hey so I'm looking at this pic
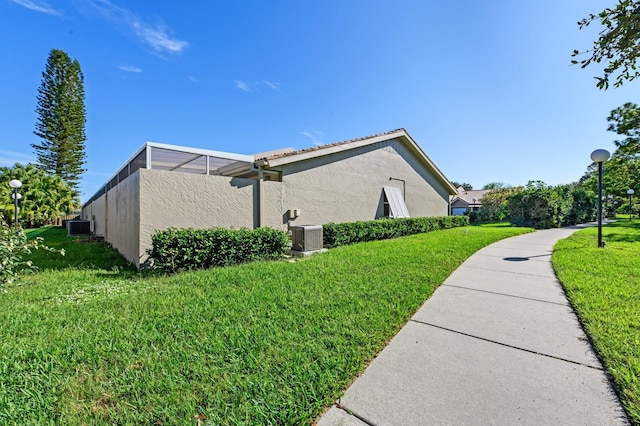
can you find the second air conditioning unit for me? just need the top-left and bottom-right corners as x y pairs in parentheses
(290, 225), (323, 252)
(67, 220), (91, 236)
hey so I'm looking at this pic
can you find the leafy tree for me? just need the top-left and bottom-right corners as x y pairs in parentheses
(0, 164), (76, 226)
(482, 182), (510, 190)
(450, 181), (473, 191)
(476, 182), (596, 227)
(557, 184), (597, 225)
(576, 103), (640, 203)
(507, 181), (579, 229)
(572, 0), (640, 89)
(477, 187), (522, 222)
(608, 102), (640, 154)
(579, 104), (640, 195)
(581, 154), (640, 195)
(32, 49), (86, 193)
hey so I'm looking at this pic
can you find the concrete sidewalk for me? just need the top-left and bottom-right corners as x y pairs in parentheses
(317, 226), (629, 425)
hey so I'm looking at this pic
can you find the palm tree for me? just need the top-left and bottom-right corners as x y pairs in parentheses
(0, 163), (78, 226)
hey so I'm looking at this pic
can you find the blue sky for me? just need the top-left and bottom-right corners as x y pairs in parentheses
(1, 0), (634, 202)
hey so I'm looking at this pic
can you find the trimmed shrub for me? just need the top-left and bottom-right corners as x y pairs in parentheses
(507, 182), (562, 229)
(562, 185), (597, 225)
(323, 216), (469, 248)
(149, 227), (290, 272)
(476, 187), (523, 222)
(505, 181), (597, 229)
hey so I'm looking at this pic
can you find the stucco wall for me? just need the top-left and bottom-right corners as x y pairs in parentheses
(262, 138), (451, 229)
(106, 171), (141, 267)
(137, 168), (256, 267)
(82, 194), (107, 237)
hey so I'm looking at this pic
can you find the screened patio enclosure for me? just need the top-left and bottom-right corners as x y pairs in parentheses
(85, 142), (255, 205)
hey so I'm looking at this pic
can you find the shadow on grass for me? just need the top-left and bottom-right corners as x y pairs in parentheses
(471, 221), (519, 228)
(604, 221), (640, 243)
(27, 226), (138, 274)
(604, 232), (640, 243)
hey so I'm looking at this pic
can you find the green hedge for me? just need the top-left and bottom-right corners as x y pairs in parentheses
(323, 216), (469, 247)
(149, 227), (290, 272)
(506, 182), (597, 229)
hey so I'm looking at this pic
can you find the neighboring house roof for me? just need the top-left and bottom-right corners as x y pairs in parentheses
(255, 128), (458, 195)
(451, 188), (491, 207)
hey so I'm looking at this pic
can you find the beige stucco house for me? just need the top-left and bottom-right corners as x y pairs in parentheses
(450, 187), (491, 216)
(82, 129), (457, 267)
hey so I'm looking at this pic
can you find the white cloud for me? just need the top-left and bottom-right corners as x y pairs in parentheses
(118, 64), (142, 73)
(9, 0), (62, 16)
(235, 80), (281, 92)
(235, 80), (250, 92)
(88, 0), (189, 55)
(300, 129), (324, 146)
(187, 75), (198, 83)
(0, 150), (36, 167)
(259, 80), (280, 91)
(130, 20), (189, 54)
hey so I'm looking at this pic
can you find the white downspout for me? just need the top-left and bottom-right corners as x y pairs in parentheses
(257, 165), (264, 228)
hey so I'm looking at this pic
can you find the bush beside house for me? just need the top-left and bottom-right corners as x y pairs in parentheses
(149, 227), (290, 272)
(323, 216), (469, 247)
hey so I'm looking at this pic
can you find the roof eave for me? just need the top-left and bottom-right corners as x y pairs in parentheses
(262, 130), (407, 167)
(260, 129), (457, 195)
(396, 131), (457, 195)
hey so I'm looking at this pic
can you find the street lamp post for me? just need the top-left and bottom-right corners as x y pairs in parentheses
(9, 179), (22, 227)
(591, 149), (610, 248)
(628, 189), (635, 222)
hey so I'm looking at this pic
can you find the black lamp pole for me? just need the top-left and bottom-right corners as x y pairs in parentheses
(597, 162), (604, 247)
(13, 188), (18, 226)
(591, 149), (610, 248)
(9, 179), (22, 227)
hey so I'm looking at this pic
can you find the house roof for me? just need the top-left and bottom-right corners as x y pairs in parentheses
(255, 128), (404, 162)
(255, 128), (457, 195)
(451, 188), (491, 206)
(83, 128), (458, 205)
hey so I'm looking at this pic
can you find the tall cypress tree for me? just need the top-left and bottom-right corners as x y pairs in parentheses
(32, 49), (86, 194)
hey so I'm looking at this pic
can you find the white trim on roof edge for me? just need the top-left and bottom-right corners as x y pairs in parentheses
(146, 141), (254, 163)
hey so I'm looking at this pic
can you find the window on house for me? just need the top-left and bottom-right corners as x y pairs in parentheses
(383, 186), (410, 218)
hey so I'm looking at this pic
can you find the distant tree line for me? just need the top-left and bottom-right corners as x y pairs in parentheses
(450, 182), (511, 191)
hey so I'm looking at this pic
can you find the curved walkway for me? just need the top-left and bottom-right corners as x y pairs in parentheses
(317, 225), (629, 425)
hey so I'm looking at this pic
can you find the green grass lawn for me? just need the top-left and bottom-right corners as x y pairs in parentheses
(552, 220), (640, 424)
(1, 225), (530, 424)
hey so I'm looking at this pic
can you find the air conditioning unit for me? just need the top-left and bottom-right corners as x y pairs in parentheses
(67, 220), (91, 236)
(290, 225), (323, 252)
